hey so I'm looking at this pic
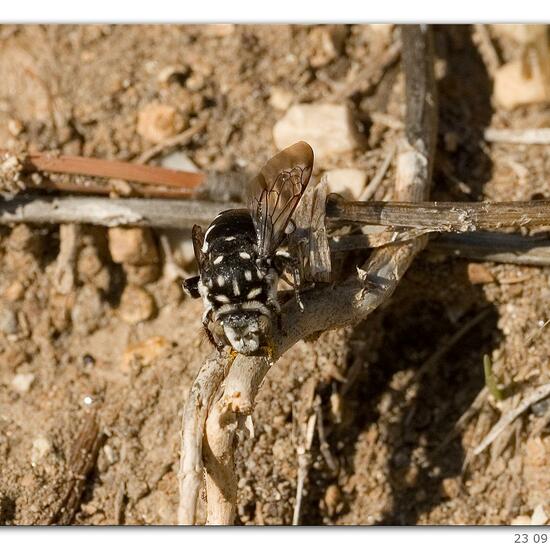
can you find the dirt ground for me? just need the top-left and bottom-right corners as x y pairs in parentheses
(1, 24), (550, 526)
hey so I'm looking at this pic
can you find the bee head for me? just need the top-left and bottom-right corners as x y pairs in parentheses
(220, 310), (271, 355)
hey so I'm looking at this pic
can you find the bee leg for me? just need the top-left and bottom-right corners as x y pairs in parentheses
(183, 275), (201, 298)
(274, 250), (304, 311)
(202, 308), (224, 351)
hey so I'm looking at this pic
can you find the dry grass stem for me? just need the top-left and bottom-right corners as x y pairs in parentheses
(473, 383), (550, 455)
(484, 127), (550, 145)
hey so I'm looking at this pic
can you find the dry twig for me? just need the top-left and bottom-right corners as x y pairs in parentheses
(473, 24), (501, 76)
(327, 196), (550, 232)
(136, 119), (207, 164)
(4, 196), (550, 268)
(484, 127), (550, 145)
(473, 383), (550, 455)
(177, 24), (438, 525)
(23, 151), (204, 190)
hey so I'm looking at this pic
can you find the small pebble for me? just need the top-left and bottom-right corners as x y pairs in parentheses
(160, 152), (200, 172)
(273, 104), (361, 160)
(137, 103), (185, 143)
(31, 436), (53, 465)
(511, 515), (532, 525)
(0, 308), (18, 335)
(494, 59), (550, 109)
(325, 168), (368, 200)
(118, 285), (156, 325)
(269, 87), (294, 111)
(467, 263), (495, 285)
(108, 227), (159, 266)
(103, 444), (117, 465)
(121, 335), (169, 371)
(77, 246), (103, 280)
(324, 484), (342, 516)
(124, 263), (160, 285)
(71, 286), (103, 335)
(11, 373), (35, 393)
(307, 25), (347, 68)
(3, 281), (25, 302)
(531, 504), (548, 525)
(202, 24), (235, 37)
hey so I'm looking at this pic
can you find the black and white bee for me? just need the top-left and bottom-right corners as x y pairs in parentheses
(184, 141), (314, 356)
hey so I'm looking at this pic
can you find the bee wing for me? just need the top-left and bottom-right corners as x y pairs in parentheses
(290, 174), (332, 283)
(191, 224), (206, 268)
(248, 141), (314, 258)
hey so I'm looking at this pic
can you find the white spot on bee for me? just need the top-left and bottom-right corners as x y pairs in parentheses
(201, 241), (209, 253)
(215, 295), (230, 303)
(244, 270), (252, 281)
(225, 236), (236, 241)
(232, 278), (240, 296)
(214, 255), (223, 265)
(239, 252), (251, 259)
(216, 275), (225, 287)
(247, 287), (262, 299)
(204, 224), (216, 240)
(275, 249), (291, 259)
(256, 268), (262, 278)
(205, 278), (213, 288)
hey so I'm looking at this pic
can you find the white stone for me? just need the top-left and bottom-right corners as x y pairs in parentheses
(531, 504), (548, 525)
(325, 168), (368, 200)
(491, 24), (546, 45)
(273, 104), (361, 160)
(160, 152), (199, 173)
(494, 60), (550, 109)
(11, 373), (35, 393)
(269, 87), (294, 111)
(31, 436), (53, 464)
(369, 24), (394, 43)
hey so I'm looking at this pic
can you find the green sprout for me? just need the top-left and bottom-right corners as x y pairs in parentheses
(483, 354), (504, 401)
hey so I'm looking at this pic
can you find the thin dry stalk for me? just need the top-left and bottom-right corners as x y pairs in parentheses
(292, 412), (317, 526)
(359, 143), (396, 201)
(136, 119), (207, 164)
(484, 127), (550, 145)
(178, 25), (438, 525)
(472, 25), (501, 76)
(473, 383), (550, 455)
(412, 309), (491, 383)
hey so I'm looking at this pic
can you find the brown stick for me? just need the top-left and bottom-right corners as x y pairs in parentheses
(24, 152), (204, 190)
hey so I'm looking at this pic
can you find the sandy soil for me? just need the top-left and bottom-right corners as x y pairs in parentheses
(1, 24), (550, 525)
